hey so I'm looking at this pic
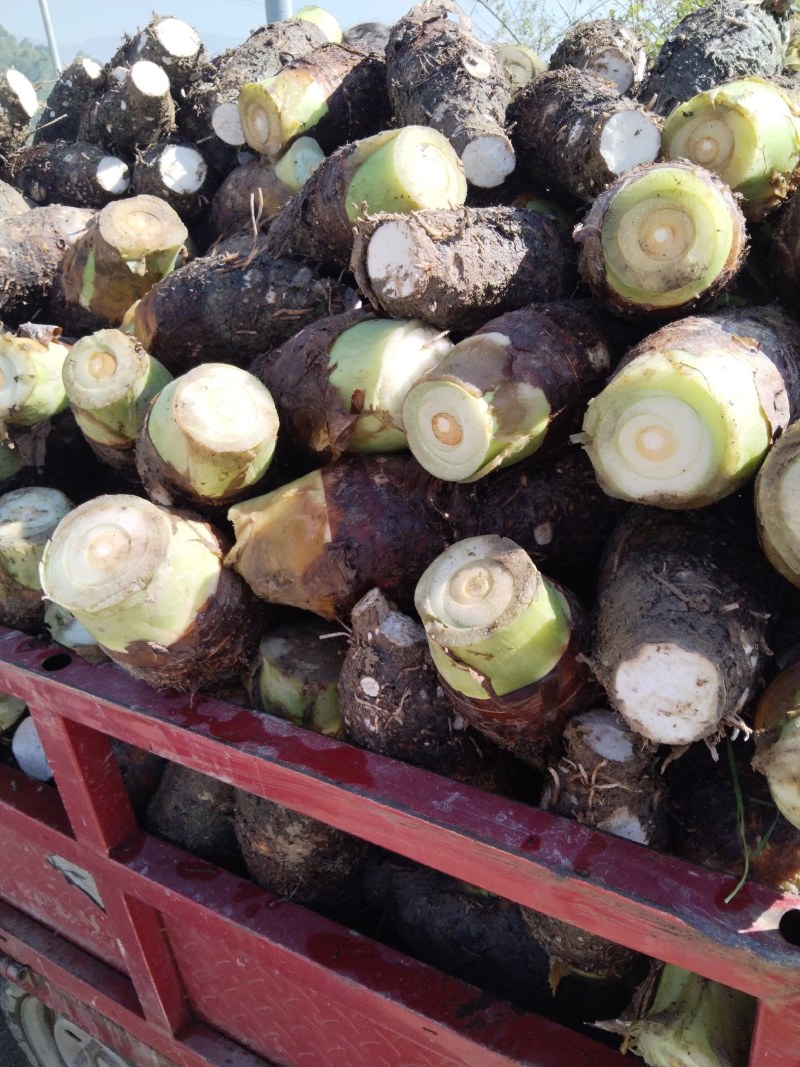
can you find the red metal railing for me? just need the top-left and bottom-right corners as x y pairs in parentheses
(0, 625), (796, 1066)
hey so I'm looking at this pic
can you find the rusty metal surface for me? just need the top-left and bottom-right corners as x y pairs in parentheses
(0, 628), (795, 1065)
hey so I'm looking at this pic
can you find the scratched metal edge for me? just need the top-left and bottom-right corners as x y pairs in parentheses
(0, 630), (798, 993)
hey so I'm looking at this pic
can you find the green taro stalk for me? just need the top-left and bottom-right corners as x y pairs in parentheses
(257, 618), (345, 736)
(0, 332), (70, 429)
(575, 162), (747, 317)
(662, 78), (800, 220)
(415, 534), (572, 700)
(136, 363), (279, 507)
(63, 328), (172, 463)
(625, 965), (756, 1067)
(39, 494), (262, 692)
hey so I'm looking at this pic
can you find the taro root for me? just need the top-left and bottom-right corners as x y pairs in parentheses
(638, 0), (785, 117)
(581, 304), (800, 509)
(755, 421), (800, 587)
(0, 69), (38, 164)
(592, 503), (778, 747)
(62, 328), (173, 475)
(386, 1), (515, 188)
(661, 78), (800, 221)
(136, 363), (279, 510)
(251, 308), (452, 462)
(509, 68), (661, 205)
(415, 535), (598, 769)
(521, 709), (666, 984)
(134, 237), (360, 375)
(239, 42), (390, 160)
(7, 142), (130, 209)
(0, 486), (73, 633)
(350, 205), (577, 333)
(226, 453), (450, 620)
(40, 494), (264, 694)
(78, 61), (176, 155)
(32, 57), (104, 144)
(264, 125), (467, 272)
(51, 195), (188, 334)
(575, 161), (747, 319)
(0, 205), (95, 327)
(147, 763), (243, 872)
(548, 18), (647, 94)
(401, 302), (613, 483)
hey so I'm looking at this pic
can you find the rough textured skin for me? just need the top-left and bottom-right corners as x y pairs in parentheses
(339, 588), (526, 791)
(105, 527), (266, 695)
(575, 161), (747, 319)
(0, 573), (45, 635)
(258, 43), (390, 157)
(207, 159), (297, 240)
(78, 69), (176, 155)
(0, 178), (29, 217)
(112, 739), (166, 822)
(32, 58), (105, 145)
(234, 790), (371, 922)
(548, 18), (647, 94)
(509, 68), (660, 205)
(521, 907), (643, 982)
(146, 763), (244, 872)
(8, 142), (129, 210)
(615, 306), (800, 441)
(0, 75), (36, 167)
(362, 856), (554, 1011)
(434, 583), (600, 770)
(386, 2), (512, 171)
(178, 20), (327, 174)
(250, 307), (376, 464)
(419, 300), (615, 468)
(350, 206), (577, 331)
(0, 205), (96, 327)
(592, 503), (779, 745)
(768, 190), (800, 311)
(263, 138), (372, 271)
(666, 737), (800, 895)
(226, 453), (453, 620)
(134, 237), (360, 374)
(638, 0), (785, 116)
(107, 16), (210, 93)
(430, 445), (629, 593)
(131, 142), (219, 222)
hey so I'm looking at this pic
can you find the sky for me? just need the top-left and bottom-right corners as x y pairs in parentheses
(3, 0), (508, 66)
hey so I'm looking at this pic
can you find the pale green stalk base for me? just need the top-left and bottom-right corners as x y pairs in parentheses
(494, 43), (545, 90)
(758, 712), (800, 829)
(755, 421), (800, 585)
(294, 5), (342, 42)
(663, 79), (800, 213)
(39, 494), (222, 652)
(0, 335), (69, 428)
(345, 126), (467, 221)
(601, 167), (736, 309)
(0, 691), (26, 733)
(415, 534), (571, 699)
(582, 348), (773, 507)
(273, 137), (325, 191)
(0, 443), (22, 483)
(328, 319), (452, 452)
(258, 629), (343, 736)
(627, 965), (756, 1067)
(239, 73), (329, 159)
(63, 328), (172, 448)
(147, 363), (279, 498)
(0, 487), (73, 590)
(402, 334), (551, 482)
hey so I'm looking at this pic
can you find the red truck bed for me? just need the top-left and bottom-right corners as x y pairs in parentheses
(0, 625), (796, 1067)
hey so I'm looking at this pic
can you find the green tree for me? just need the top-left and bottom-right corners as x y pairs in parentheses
(0, 25), (56, 97)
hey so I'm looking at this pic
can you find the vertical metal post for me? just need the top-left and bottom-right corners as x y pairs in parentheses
(37, 0), (63, 75)
(265, 0), (293, 23)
